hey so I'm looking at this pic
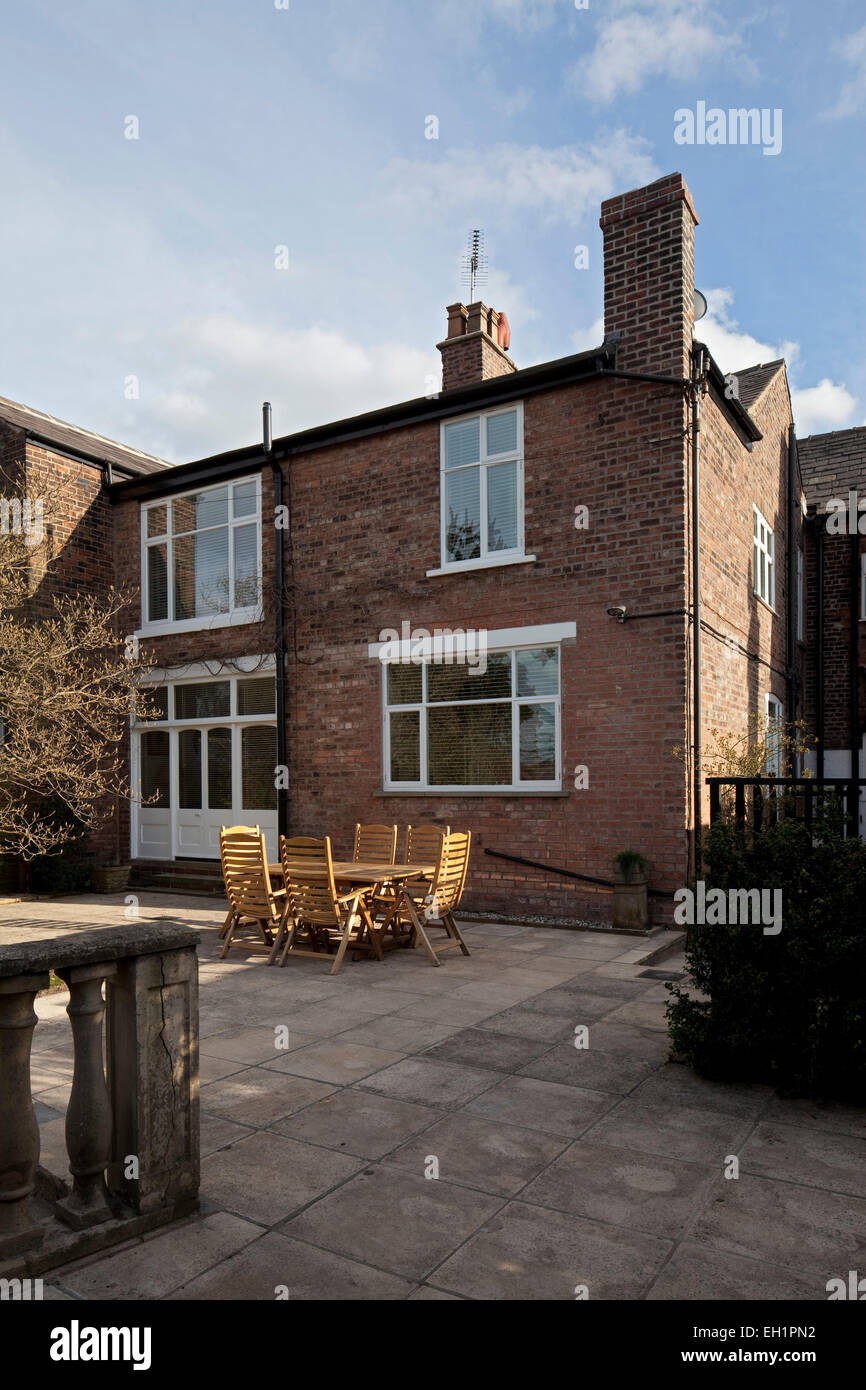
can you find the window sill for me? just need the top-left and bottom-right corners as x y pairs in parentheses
(753, 594), (776, 617)
(426, 554), (537, 578)
(375, 788), (569, 798)
(136, 608), (263, 639)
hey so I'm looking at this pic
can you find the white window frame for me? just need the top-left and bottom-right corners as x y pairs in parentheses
(753, 505), (775, 609)
(130, 661), (277, 860)
(765, 694), (784, 777)
(797, 546), (804, 641)
(377, 625), (573, 794)
(436, 403), (527, 574)
(138, 475), (263, 637)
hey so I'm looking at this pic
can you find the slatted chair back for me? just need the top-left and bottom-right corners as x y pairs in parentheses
(433, 831), (471, 914)
(353, 823), (398, 864)
(281, 835), (342, 930)
(405, 824), (449, 872)
(220, 825), (277, 918)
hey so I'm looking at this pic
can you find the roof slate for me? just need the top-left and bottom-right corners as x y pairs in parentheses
(0, 395), (171, 476)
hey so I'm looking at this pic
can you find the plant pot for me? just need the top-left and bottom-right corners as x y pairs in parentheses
(612, 875), (649, 931)
(92, 864), (131, 894)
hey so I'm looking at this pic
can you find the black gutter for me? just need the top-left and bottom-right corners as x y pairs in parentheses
(691, 345), (704, 874)
(484, 848), (674, 899)
(110, 336), (763, 504)
(108, 343), (617, 501)
(23, 429), (157, 481)
(816, 517), (825, 780)
(263, 404), (289, 843)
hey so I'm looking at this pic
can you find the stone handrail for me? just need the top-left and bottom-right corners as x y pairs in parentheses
(0, 922), (200, 1278)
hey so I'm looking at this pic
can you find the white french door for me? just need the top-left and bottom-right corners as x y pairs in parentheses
(133, 670), (278, 863)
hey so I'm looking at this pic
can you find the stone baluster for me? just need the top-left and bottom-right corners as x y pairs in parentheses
(0, 972), (49, 1256)
(54, 963), (117, 1230)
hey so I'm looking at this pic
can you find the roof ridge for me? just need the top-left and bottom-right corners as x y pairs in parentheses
(0, 393), (171, 470)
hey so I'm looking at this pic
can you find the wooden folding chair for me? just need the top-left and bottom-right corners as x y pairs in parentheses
(271, 835), (380, 974)
(417, 831), (472, 960)
(352, 823), (397, 864)
(219, 825), (286, 959)
(387, 829), (471, 965)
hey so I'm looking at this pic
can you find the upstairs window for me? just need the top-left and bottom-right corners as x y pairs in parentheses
(440, 405), (523, 569)
(753, 505), (775, 609)
(142, 477), (261, 630)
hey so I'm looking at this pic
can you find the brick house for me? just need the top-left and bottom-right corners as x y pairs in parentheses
(798, 427), (866, 830)
(5, 171), (858, 921)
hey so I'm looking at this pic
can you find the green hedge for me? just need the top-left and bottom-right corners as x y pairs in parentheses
(666, 801), (866, 1101)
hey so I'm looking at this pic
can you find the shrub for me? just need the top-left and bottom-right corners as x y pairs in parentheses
(666, 800), (866, 1101)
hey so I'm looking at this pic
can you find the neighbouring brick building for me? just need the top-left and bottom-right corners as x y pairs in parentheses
(2, 172), (861, 920)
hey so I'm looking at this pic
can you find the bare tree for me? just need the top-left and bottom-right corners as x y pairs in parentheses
(0, 465), (155, 859)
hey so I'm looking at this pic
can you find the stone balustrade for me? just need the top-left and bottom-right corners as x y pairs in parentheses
(0, 922), (200, 1279)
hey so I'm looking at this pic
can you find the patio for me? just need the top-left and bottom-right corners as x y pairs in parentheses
(8, 893), (866, 1301)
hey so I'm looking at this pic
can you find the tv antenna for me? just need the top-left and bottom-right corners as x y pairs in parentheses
(461, 229), (488, 301)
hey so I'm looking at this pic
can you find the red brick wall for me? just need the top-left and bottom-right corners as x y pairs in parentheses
(696, 369), (800, 813)
(279, 370), (691, 925)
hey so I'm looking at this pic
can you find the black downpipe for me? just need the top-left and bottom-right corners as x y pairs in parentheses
(263, 403), (289, 841)
(786, 426), (797, 723)
(816, 520), (825, 780)
(851, 532), (861, 804)
(691, 348), (704, 873)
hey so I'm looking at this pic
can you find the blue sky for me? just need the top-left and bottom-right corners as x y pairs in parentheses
(1, 0), (864, 461)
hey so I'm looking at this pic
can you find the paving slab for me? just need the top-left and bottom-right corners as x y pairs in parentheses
(175, 1230), (414, 1300)
(739, 1122), (866, 1198)
(58, 1212), (262, 1300)
(200, 1114), (255, 1158)
(520, 1139), (716, 1237)
(262, 1039), (405, 1085)
(336, 1016), (463, 1054)
(432, 1199), (670, 1300)
(281, 1166), (503, 1281)
(200, 1130), (364, 1226)
(201, 1024), (318, 1065)
(583, 1097), (755, 1166)
(645, 1242), (826, 1301)
(422, 1027), (555, 1074)
(464, 1075), (615, 1138)
(519, 1042), (662, 1095)
(475, 1005), (577, 1043)
(200, 1068), (337, 1127)
(389, 1111), (569, 1196)
(272, 1089), (439, 1159)
(691, 1172), (866, 1276)
(357, 1057), (500, 1109)
(630, 1064), (773, 1117)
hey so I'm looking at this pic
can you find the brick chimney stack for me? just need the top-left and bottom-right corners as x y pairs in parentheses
(437, 301), (517, 392)
(600, 172), (699, 380)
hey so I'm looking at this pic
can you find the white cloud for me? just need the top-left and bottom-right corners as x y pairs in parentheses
(573, 290), (860, 438)
(381, 133), (658, 225)
(572, 0), (750, 104)
(823, 24), (866, 118)
(790, 381), (860, 438)
(142, 315), (441, 458)
(571, 317), (605, 353)
(436, 0), (559, 36)
(696, 289), (798, 375)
